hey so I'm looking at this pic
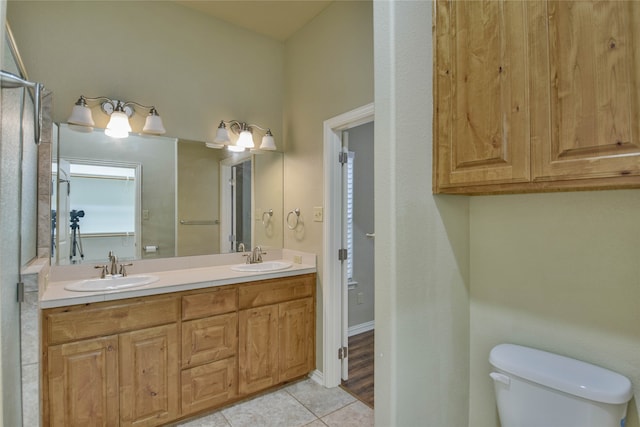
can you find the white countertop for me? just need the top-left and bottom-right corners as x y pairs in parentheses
(41, 251), (316, 309)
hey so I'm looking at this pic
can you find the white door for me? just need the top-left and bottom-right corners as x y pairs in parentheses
(322, 102), (374, 388)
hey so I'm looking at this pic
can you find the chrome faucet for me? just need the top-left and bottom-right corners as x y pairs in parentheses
(252, 245), (264, 264)
(241, 245), (266, 264)
(108, 251), (118, 275)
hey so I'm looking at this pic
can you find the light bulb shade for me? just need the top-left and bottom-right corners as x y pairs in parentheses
(105, 111), (132, 138)
(214, 127), (230, 143)
(237, 130), (254, 148)
(259, 131), (276, 150)
(143, 113), (166, 135)
(67, 104), (95, 127)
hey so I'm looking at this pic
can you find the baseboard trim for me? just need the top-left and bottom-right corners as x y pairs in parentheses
(348, 320), (375, 337)
(309, 369), (324, 385)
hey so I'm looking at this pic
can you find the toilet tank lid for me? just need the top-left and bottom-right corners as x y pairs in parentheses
(489, 344), (632, 404)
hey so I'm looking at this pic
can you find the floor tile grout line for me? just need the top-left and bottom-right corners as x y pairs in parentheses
(284, 387), (323, 421)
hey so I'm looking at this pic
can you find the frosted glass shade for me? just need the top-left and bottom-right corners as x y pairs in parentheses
(260, 133), (276, 150)
(67, 104), (95, 127)
(237, 130), (254, 148)
(214, 127), (230, 143)
(105, 111), (132, 138)
(143, 114), (166, 135)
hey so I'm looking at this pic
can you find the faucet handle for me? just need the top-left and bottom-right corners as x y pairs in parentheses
(94, 265), (108, 279)
(119, 263), (133, 277)
(242, 253), (252, 264)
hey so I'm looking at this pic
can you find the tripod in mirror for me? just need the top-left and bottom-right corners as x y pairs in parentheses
(70, 209), (85, 263)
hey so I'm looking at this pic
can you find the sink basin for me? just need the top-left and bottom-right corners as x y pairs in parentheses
(230, 261), (293, 273)
(64, 275), (159, 292)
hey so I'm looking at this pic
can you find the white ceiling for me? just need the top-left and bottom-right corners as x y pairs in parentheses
(176, 0), (334, 42)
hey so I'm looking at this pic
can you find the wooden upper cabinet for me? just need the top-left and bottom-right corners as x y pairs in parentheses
(531, 1), (640, 181)
(435, 0), (530, 191)
(435, 0), (640, 194)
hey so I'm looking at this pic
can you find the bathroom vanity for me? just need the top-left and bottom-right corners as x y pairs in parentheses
(40, 255), (316, 426)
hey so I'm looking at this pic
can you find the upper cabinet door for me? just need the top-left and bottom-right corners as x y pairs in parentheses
(434, 0), (530, 192)
(531, 1), (640, 181)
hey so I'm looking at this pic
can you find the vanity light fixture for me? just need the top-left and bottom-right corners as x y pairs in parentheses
(213, 120), (276, 152)
(67, 95), (166, 138)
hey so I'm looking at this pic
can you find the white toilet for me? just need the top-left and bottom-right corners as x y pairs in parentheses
(489, 343), (633, 427)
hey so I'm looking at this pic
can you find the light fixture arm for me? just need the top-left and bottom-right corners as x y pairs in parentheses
(219, 120), (268, 134)
(74, 96), (160, 118)
(121, 100), (161, 116)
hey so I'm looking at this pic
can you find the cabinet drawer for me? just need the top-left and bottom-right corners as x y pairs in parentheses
(181, 357), (237, 415)
(45, 296), (179, 345)
(182, 286), (237, 320)
(182, 313), (237, 368)
(239, 274), (315, 309)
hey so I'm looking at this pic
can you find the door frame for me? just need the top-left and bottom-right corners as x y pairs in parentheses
(323, 102), (374, 388)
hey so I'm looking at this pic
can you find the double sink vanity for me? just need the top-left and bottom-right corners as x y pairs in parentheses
(39, 249), (317, 426)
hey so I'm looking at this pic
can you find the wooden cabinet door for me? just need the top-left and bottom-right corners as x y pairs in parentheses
(119, 324), (179, 427)
(530, 1), (640, 181)
(47, 336), (119, 427)
(238, 305), (278, 394)
(434, 0), (530, 191)
(278, 298), (314, 382)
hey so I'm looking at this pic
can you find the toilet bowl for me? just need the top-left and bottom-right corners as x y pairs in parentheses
(489, 344), (633, 427)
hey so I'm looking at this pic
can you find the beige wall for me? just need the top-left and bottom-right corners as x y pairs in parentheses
(373, 1), (470, 425)
(7, 1), (284, 145)
(253, 152), (284, 251)
(283, 0), (374, 372)
(470, 190), (640, 427)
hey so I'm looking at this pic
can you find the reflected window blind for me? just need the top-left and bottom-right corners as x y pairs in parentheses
(347, 151), (355, 281)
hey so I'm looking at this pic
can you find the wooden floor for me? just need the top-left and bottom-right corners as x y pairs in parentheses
(341, 330), (374, 408)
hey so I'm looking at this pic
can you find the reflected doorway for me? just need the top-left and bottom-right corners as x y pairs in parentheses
(220, 154), (253, 252)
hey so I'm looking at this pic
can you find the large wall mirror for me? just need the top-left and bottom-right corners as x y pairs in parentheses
(51, 123), (283, 265)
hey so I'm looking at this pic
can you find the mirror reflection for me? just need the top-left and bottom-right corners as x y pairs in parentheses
(52, 123), (283, 265)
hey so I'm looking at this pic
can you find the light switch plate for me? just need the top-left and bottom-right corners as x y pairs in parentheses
(313, 206), (323, 222)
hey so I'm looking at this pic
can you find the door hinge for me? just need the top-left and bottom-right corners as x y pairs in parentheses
(17, 282), (24, 303)
(338, 151), (348, 165)
(338, 248), (348, 261)
(338, 346), (348, 360)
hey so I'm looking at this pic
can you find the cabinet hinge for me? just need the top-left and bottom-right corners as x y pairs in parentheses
(338, 346), (348, 360)
(338, 151), (348, 165)
(17, 282), (24, 303)
(338, 248), (348, 261)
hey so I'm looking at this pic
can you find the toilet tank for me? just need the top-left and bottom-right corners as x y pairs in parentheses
(489, 344), (633, 427)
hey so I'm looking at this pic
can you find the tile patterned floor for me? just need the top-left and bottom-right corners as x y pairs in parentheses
(174, 378), (374, 427)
